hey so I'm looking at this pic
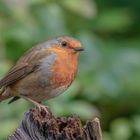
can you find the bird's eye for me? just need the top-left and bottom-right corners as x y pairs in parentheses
(61, 41), (69, 47)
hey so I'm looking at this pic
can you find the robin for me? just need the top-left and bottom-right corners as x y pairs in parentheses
(0, 36), (84, 111)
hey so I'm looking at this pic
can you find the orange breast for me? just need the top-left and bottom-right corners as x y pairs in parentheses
(49, 51), (78, 89)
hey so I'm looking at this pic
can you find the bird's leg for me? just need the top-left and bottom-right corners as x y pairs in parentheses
(22, 96), (50, 114)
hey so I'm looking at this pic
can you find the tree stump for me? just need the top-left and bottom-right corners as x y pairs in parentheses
(8, 107), (102, 140)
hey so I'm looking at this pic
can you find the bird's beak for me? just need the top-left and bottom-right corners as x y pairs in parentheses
(74, 47), (84, 52)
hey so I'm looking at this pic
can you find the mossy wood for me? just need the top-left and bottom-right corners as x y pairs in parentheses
(8, 108), (102, 140)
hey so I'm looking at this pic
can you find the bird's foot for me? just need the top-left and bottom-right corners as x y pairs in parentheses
(35, 103), (51, 116)
(22, 96), (51, 116)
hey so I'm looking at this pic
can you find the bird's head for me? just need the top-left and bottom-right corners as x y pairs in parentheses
(47, 36), (84, 55)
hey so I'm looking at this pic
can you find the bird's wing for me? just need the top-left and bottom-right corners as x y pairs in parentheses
(0, 64), (36, 88)
(0, 47), (50, 88)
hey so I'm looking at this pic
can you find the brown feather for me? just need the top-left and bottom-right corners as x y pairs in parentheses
(0, 47), (49, 88)
(0, 64), (28, 87)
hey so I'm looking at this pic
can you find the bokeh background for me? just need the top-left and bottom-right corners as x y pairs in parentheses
(0, 0), (140, 140)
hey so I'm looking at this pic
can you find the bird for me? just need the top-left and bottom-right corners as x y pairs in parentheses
(0, 36), (84, 112)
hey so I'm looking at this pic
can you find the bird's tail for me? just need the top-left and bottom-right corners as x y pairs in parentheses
(0, 87), (12, 102)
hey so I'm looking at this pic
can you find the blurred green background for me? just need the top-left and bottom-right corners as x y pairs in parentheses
(0, 0), (140, 140)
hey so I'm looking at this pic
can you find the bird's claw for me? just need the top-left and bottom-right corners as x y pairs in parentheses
(36, 104), (51, 117)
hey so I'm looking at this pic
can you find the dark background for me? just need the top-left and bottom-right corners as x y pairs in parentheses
(0, 0), (140, 140)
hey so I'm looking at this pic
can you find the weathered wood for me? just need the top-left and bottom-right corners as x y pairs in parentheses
(8, 107), (102, 140)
